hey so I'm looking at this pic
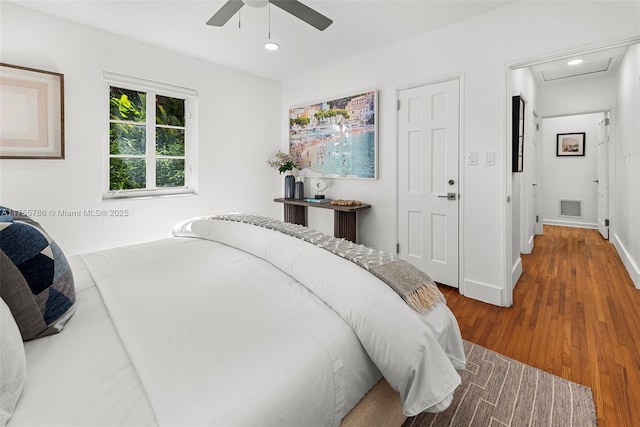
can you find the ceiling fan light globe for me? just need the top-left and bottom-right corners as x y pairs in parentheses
(244, 0), (269, 8)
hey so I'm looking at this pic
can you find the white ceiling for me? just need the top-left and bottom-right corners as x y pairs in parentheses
(10, 0), (513, 81)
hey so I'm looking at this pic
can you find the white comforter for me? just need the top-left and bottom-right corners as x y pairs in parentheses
(81, 238), (377, 427)
(11, 217), (465, 427)
(172, 218), (465, 416)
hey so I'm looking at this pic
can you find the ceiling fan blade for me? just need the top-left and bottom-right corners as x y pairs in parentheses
(206, 0), (244, 26)
(270, 0), (333, 31)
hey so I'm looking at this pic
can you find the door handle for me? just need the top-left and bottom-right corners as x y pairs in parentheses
(593, 179), (599, 183)
(438, 193), (457, 200)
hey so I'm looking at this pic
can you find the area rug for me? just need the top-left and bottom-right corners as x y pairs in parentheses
(403, 341), (596, 427)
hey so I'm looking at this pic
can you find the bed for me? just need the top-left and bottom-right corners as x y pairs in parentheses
(1, 213), (465, 427)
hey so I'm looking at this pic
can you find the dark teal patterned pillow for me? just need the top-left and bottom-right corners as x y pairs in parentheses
(0, 206), (76, 341)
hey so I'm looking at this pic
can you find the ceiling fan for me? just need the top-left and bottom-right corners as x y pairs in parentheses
(207, 0), (333, 31)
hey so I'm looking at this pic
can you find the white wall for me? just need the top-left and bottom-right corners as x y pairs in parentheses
(282, 1), (640, 306)
(614, 43), (640, 288)
(538, 75), (617, 117)
(541, 114), (601, 228)
(0, 3), (283, 255)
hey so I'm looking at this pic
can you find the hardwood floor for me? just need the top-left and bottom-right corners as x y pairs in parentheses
(440, 225), (640, 427)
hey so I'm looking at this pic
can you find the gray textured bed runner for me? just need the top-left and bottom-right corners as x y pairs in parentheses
(210, 214), (445, 313)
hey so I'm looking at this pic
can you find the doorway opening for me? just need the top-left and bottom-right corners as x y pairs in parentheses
(505, 38), (638, 306)
(538, 112), (609, 233)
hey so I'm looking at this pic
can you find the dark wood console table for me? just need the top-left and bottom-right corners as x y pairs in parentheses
(274, 198), (371, 243)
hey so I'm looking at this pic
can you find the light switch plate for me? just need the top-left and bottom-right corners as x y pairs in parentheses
(468, 152), (478, 165)
(485, 151), (495, 166)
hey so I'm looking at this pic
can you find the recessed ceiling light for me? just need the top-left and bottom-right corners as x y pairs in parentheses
(567, 59), (584, 66)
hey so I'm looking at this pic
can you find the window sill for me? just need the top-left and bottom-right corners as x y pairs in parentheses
(102, 189), (198, 201)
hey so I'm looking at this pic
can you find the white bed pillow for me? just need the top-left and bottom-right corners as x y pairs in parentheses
(0, 297), (27, 426)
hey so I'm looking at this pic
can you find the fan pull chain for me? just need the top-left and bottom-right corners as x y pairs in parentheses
(268, 3), (271, 39)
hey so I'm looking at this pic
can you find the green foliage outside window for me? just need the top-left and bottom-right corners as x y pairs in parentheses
(157, 95), (185, 126)
(110, 123), (146, 155)
(109, 87), (186, 191)
(110, 158), (146, 190)
(110, 88), (146, 122)
(156, 159), (185, 187)
(156, 128), (184, 156)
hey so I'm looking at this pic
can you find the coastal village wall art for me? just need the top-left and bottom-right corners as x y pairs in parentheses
(289, 90), (377, 179)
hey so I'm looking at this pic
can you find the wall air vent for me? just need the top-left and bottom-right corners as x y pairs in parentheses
(559, 199), (582, 218)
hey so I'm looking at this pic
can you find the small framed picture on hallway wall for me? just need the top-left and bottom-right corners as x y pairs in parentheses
(556, 132), (585, 157)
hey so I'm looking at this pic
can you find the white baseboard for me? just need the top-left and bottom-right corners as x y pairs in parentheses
(543, 219), (597, 229)
(512, 257), (523, 288)
(520, 234), (534, 254)
(612, 233), (640, 289)
(462, 279), (504, 306)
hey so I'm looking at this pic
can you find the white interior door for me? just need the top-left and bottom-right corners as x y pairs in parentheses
(597, 112), (610, 239)
(534, 118), (543, 235)
(398, 79), (460, 287)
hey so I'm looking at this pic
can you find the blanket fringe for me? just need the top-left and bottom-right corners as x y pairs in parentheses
(404, 283), (446, 313)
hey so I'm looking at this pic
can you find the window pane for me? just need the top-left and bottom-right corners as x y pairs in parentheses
(110, 87), (146, 122)
(110, 123), (146, 155)
(156, 128), (185, 156)
(156, 95), (185, 126)
(110, 158), (146, 190)
(156, 158), (185, 188)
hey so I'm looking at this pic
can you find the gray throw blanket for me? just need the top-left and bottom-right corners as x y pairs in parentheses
(209, 214), (445, 313)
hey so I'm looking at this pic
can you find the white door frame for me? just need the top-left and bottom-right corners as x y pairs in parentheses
(395, 73), (465, 294)
(519, 101), (537, 255)
(534, 115), (544, 236)
(597, 111), (611, 240)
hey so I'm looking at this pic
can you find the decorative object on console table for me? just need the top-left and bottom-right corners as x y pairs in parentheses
(313, 179), (328, 199)
(294, 177), (305, 199)
(331, 199), (363, 207)
(284, 171), (295, 199)
(267, 149), (300, 199)
(304, 198), (331, 203)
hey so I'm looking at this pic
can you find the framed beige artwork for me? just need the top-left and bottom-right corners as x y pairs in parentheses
(0, 63), (65, 159)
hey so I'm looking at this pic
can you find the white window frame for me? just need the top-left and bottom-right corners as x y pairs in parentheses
(103, 72), (198, 200)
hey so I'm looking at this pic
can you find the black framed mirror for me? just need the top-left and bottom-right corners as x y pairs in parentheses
(512, 95), (525, 173)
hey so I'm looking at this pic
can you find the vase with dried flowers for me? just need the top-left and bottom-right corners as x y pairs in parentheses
(267, 150), (300, 199)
